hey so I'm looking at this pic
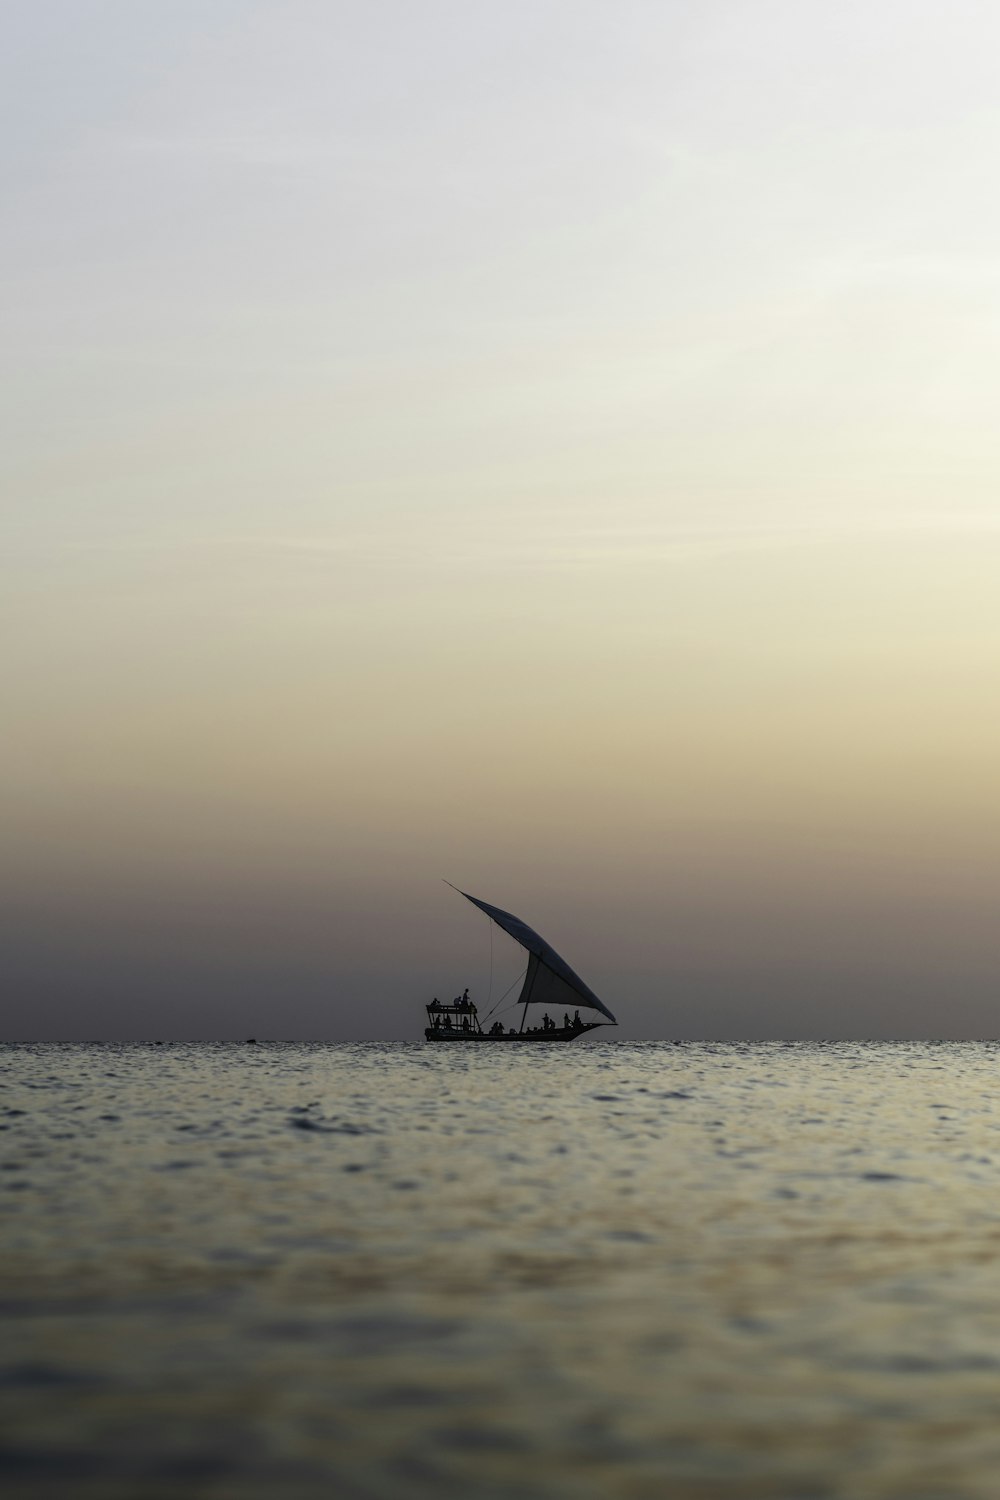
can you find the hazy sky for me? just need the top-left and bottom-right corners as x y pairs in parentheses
(5, 1), (1000, 1039)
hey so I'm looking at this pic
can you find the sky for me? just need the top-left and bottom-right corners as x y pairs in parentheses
(5, 0), (1000, 1040)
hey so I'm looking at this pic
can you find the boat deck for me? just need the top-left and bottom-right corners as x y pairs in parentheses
(424, 1023), (601, 1043)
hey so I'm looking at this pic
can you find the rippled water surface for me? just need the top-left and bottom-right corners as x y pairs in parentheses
(5, 1041), (1000, 1498)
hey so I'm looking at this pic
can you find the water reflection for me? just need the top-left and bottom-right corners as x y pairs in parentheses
(3, 1041), (1000, 1497)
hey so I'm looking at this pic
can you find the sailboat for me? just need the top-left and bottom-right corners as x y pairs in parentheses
(424, 888), (617, 1043)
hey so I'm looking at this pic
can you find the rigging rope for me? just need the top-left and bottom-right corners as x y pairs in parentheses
(477, 909), (527, 1023)
(487, 916), (493, 1010)
(481, 967), (527, 1022)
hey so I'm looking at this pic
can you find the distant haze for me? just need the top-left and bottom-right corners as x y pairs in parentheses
(5, 2), (1000, 1040)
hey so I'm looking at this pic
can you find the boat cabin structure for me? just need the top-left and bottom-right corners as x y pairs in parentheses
(426, 996), (482, 1035)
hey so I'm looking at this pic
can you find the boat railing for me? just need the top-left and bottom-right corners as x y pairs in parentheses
(425, 998), (482, 1034)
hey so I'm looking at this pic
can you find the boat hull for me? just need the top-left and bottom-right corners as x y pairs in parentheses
(424, 1024), (602, 1043)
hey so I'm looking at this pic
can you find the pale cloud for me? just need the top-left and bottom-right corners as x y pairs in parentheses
(110, 129), (359, 169)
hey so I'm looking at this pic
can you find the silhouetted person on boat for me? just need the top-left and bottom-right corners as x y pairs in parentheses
(573, 1010), (581, 1030)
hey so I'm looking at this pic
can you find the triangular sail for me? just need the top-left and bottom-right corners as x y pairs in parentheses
(456, 889), (617, 1023)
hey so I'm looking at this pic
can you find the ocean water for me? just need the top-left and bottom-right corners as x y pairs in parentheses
(4, 1042), (1000, 1499)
